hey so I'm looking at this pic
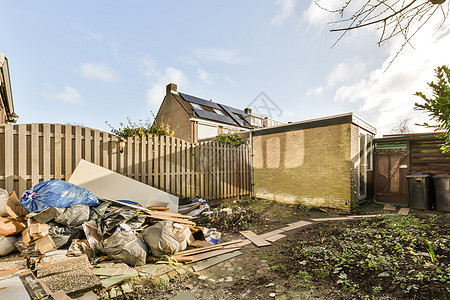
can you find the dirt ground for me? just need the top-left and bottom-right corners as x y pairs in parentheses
(124, 200), (450, 300)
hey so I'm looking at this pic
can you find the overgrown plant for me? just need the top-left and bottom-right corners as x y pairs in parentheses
(105, 117), (175, 138)
(213, 131), (246, 147)
(414, 65), (450, 153)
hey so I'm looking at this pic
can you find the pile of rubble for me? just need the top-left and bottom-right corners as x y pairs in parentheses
(0, 160), (233, 299)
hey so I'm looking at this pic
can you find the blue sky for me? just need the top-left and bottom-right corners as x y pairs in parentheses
(2, 1), (450, 135)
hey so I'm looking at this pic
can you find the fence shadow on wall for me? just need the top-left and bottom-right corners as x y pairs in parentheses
(0, 124), (251, 200)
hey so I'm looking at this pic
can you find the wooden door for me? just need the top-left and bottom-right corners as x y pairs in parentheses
(374, 143), (410, 203)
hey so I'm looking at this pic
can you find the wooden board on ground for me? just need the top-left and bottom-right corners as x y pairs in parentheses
(239, 230), (271, 247)
(310, 217), (354, 222)
(351, 214), (383, 218)
(190, 240), (211, 248)
(183, 247), (241, 263)
(192, 251), (243, 272)
(264, 234), (286, 242)
(383, 204), (397, 211)
(285, 221), (312, 230)
(176, 240), (243, 256)
(397, 208), (410, 216)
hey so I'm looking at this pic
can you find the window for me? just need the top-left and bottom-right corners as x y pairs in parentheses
(213, 108), (225, 115)
(191, 103), (203, 110)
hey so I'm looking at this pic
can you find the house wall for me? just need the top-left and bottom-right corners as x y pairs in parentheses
(154, 94), (193, 142)
(252, 123), (354, 211)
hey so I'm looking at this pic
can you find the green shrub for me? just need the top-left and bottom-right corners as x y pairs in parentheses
(213, 132), (246, 146)
(106, 117), (175, 138)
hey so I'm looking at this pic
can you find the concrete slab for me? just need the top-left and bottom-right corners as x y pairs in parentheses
(0, 276), (31, 300)
(36, 255), (91, 278)
(40, 268), (102, 297)
(68, 160), (178, 212)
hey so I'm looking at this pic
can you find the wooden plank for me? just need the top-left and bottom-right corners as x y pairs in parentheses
(176, 240), (243, 256)
(154, 135), (160, 189)
(165, 136), (170, 192)
(398, 208), (410, 216)
(18, 124), (27, 193)
(264, 234), (286, 242)
(84, 127), (91, 162)
(383, 204), (396, 211)
(54, 125), (62, 180)
(4, 125), (14, 191)
(239, 230), (271, 247)
(126, 137), (132, 178)
(102, 132), (109, 168)
(141, 135), (147, 184)
(192, 251), (243, 272)
(186, 247), (242, 263)
(149, 136), (155, 186)
(64, 125), (72, 181)
(170, 136), (176, 194)
(181, 141), (186, 197)
(110, 135), (118, 173)
(93, 130), (100, 165)
(134, 136), (139, 180)
(31, 123), (40, 186)
(43, 124), (51, 181)
(74, 126), (82, 167)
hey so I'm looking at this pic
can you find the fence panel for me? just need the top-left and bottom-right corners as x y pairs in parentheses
(0, 123), (251, 200)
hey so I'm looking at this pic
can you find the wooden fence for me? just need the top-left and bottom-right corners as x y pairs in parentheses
(0, 123), (251, 200)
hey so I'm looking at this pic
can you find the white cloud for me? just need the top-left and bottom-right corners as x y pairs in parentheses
(272, 0), (299, 26)
(303, 1), (335, 28)
(197, 68), (215, 85)
(326, 58), (366, 87)
(72, 25), (103, 41)
(194, 48), (248, 64)
(139, 57), (189, 108)
(306, 86), (324, 97)
(332, 17), (450, 136)
(81, 63), (119, 82)
(44, 86), (81, 103)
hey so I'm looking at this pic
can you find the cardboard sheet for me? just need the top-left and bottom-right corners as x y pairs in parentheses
(68, 160), (178, 212)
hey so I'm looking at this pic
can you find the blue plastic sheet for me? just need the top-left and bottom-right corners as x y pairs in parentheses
(21, 179), (99, 213)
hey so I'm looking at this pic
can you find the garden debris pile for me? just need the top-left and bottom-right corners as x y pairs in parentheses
(0, 174), (217, 298)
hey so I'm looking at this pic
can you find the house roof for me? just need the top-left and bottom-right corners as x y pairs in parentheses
(177, 92), (251, 128)
(0, 52), (17, 122)
(252, 112), (377, 137)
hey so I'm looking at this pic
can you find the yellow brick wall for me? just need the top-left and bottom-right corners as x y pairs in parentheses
(155, 94), (193, 142)
(253, 123), (354, 211)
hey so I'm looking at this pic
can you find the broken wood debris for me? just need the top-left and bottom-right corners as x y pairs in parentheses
(239, 230), (271, 247)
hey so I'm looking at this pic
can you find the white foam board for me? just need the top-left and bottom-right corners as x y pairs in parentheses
(68, 160), (178, 212)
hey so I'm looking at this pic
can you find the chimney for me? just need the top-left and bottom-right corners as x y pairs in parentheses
(166, 83), (177, 95)
(244, 108), (252, 114)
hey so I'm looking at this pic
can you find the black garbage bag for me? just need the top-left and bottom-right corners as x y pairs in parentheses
(98, 208), (145, 236)
(54, 205), (90, 227)
(98, 229), (147, 266)
(48, 222), (84, 249)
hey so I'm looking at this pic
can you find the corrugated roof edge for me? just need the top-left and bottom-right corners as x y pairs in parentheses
(252, 112), (376, 137)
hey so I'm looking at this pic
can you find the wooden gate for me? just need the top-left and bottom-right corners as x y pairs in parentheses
(374, 142), (410, 203)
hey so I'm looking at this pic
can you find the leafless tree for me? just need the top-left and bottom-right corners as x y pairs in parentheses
(317, 0), (449, 66)
(391, 116), (413, 134)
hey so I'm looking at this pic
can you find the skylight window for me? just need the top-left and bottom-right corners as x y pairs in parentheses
(191, 103), (203, 110)
(213, 108), (225, 115)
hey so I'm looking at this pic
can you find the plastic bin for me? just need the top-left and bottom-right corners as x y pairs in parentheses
(405, 173), (432, 210)
(432, 174), (450, 212)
